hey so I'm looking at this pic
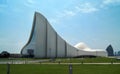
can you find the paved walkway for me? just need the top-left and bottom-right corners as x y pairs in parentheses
(0, 59), (120, 64)
(41, 63), (120, 65)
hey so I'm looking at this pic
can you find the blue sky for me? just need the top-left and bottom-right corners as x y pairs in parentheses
(0, 0), (120, 53)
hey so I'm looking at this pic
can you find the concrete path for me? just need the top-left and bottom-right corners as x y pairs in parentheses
(0, 60), (120, 64)
(41, 63), (120, 65)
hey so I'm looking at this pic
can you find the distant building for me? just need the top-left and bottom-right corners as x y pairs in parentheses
(106, 45), (114, 56)
(10, 54), (21, 58)
(21, 12), (107, 58)
(74, 42), (107, 57)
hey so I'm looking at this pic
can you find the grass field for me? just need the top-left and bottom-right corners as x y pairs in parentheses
(0, 64), (120, 74)
(0, 57), (120, 63)
(48, 57), (120, 63)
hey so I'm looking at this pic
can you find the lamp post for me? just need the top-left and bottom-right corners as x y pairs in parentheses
(69, 64), (73, 74)
(7, 64), (10, 74)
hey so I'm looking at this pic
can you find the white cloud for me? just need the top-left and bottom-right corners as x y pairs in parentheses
(103, 0), (120, 4)
(49, 0), (120, 25)
(62, 3), (98, 16)
(75, 3), (98, 13)
(101, 0), (120, 8)
(49, 18), (59, 25)
(49, 10), (75, 25)
(63, 10), (76, 16)
(49, 2), (99, 25)
(58, 2), (98, 18)
(27, 0), (36, 4)
(56, 10), (76, 18)
(24, 0), (36, 7)
(49, 10), (76, 24)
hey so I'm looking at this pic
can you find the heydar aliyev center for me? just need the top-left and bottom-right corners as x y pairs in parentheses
(21, 12), (107, 58)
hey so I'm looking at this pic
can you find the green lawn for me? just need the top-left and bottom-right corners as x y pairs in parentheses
(54, 57), (120, 63)
(0, 64), (120, 74)
(0, 57), (120, 63)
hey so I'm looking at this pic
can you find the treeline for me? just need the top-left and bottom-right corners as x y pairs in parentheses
(0, 51), (10, 58)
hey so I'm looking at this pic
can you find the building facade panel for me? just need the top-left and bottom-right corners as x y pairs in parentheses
(35, 13), (47, 58)
(47, 22), (56, 58)
(67, 44), (76, 57)
(57, 35), (65, 57)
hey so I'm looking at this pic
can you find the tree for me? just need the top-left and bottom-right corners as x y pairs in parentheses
(118, 51), (120, 56)
(0, 51), (10, 58)
(106, 45), (114, 56)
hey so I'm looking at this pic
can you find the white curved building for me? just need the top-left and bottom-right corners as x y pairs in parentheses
(74, 42), (107, 57)
(21, 12), (107, 58)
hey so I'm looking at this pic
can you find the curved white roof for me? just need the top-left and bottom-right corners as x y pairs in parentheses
(74, 42), (89, 49)
(74, 42), (104, 52)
